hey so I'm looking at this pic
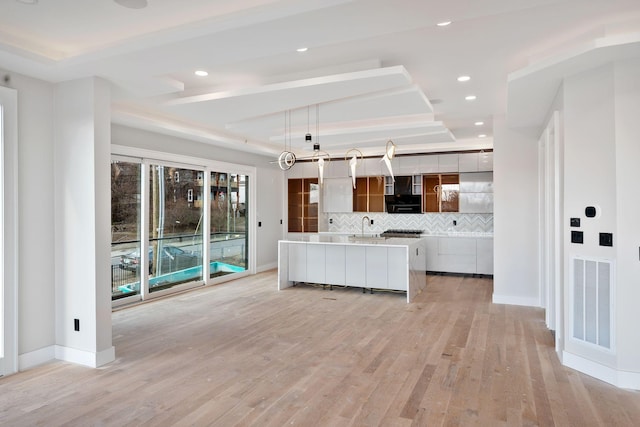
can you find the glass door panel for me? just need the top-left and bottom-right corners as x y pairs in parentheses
(111, 160), (141, 300)
(149, 165), (203, 292)
(210, 172), (248, 278)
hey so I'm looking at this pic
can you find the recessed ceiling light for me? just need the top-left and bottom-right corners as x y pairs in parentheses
(437, 21), (452, 27)
(296, 47), (308, 52)
(465, 95), (477, 101)
(114, 0), (148, 9)
(474, 121), (484, 126)
(16, 0), (38, 4)
(194, 70), (208, 77)
(478, 134), (487, 138)
(457, 75), (471, 82)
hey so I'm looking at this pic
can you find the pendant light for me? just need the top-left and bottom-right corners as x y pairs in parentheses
(381, 139), (396, 182)
(345, 148), (363, 189)
(312, 104), (330, 185)
(277, 110), (296, 171)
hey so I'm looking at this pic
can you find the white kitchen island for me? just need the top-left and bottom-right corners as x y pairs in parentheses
(278, 235), (427, 303)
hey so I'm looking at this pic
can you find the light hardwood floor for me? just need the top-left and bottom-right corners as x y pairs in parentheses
(2, 271), (639, 426)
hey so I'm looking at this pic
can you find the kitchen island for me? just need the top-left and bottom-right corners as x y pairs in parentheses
(278, 234), (426, 303)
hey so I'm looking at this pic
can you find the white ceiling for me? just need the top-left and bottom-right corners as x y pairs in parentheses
(1, 0), (639, 158)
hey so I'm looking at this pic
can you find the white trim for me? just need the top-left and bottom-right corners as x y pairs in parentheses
(492, 293), (541, 307)
(18, 346), (56, 371)
(55, 345), (116, 368)
(257, 262), (277, 273)
(563, 351), (640, 390)
(0, 86), (18, 377)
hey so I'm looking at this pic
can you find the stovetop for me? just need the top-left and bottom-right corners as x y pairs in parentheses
(380, 229), (424, 237)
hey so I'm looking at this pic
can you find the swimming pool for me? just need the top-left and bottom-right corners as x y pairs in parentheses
(118, 261), (246, 294)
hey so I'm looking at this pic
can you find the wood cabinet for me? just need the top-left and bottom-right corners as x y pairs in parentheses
(288, 178), (318, 232)
(353, 176), (385, 212)
(423, 174), (459, 212)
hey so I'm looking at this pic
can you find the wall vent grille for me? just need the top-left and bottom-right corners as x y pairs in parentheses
(572, 257), (612, 349)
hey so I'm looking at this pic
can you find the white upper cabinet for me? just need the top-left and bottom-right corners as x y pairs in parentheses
(324, 159), (349, 178)
(361, 157), (386, 177)
(438, 154), (459, 172)
(322, 177), (353, 212)
(478, 152), (493, 171)
(397, 156), (421, 175)
(458, 153), (479, 172)
(420, 155), (439, 173)
(286, 161), (316, 179)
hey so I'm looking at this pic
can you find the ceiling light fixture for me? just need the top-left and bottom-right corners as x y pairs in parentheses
(277, 111), (296, 171)
(475, 121), (484, 126)
(437, 21), (452, 27)
(114, 0), (148, 9)
(194, 70), (208, 77)
(478, 134), (487, 138)
(465, 95), (477, 101)
(381, 140), (396, 182)
(345, 148), (364, 189)
(16, 0), (38, 4)
(457, 75), (471, 82)
(296, 47), (308, 52)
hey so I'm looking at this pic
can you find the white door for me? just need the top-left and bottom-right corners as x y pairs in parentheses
(0, 86), (18, 376)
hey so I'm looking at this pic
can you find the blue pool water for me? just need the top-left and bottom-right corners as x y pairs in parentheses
(118, 261), (245, 294)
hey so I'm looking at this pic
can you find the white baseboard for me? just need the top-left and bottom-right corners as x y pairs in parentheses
(54, 345), (116, 368)
(19, 345), (56, 371)
(256, 262), (277, 273)
(563, 351), (640, 390)
(492, 293), (540, 307)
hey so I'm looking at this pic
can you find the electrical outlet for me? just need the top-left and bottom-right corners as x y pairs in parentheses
(453, 220), (457, 226)
(370, 219), (374, 225)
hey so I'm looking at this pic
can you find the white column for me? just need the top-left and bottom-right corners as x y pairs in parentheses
(53, 77), (114, 367)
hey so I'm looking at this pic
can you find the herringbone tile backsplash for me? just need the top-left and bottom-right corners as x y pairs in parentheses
(323, 212), (493, 234)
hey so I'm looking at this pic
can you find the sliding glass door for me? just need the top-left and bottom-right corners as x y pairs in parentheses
(148, 164), (203, 293)
(111, 159), (141, 299)
(111, 154), (252, 304)
(209, 172), (248, 278)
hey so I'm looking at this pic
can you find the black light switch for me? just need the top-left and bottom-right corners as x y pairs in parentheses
(585, 206), (597, 218)
(570, 218), (580, 227)
(599, 232), (613, 247)
(571, 231), (584, 244)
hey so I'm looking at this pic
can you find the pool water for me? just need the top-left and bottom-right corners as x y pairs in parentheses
(118, 261), (246, 294)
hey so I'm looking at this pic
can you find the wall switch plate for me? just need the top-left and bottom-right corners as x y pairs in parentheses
(74, 318), (80, 331)
(599, 232), (613, 247)
(571, 231), (584, 244)
(570, 218), (580, 227)
(585, 206), (597, 218)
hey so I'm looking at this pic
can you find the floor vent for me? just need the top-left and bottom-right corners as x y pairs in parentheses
(572, 257), (612, 349)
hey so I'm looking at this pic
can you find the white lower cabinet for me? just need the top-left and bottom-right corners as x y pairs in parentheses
(476, 238), (494, 275)
(366, 246), (388, 288)
(424, 236), (493, 275)
(325, 244), (346, 285)
(439, 237), (476, 274)
(306, 244), (326, 283)
(288, 242), (307, 282)
(345, 245), (367, 287)
(388, 247), (408, 291)
(424, 237), (439, 271)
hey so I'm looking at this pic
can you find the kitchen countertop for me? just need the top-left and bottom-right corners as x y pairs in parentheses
(282, 234), (423, 246)
(314, 231), (494, 239)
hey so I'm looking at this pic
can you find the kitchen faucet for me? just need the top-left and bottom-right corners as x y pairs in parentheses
(362, 215), (370, 236)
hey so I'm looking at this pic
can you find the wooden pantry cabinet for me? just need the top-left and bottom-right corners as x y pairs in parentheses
(288, 178), (319, 232)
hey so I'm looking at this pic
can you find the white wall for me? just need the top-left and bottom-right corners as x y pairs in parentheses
(0, 69), (56, 362)
(111, 125), (284, 271)
(612, 58), (640, 375)
(493, 116), (540, 306)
